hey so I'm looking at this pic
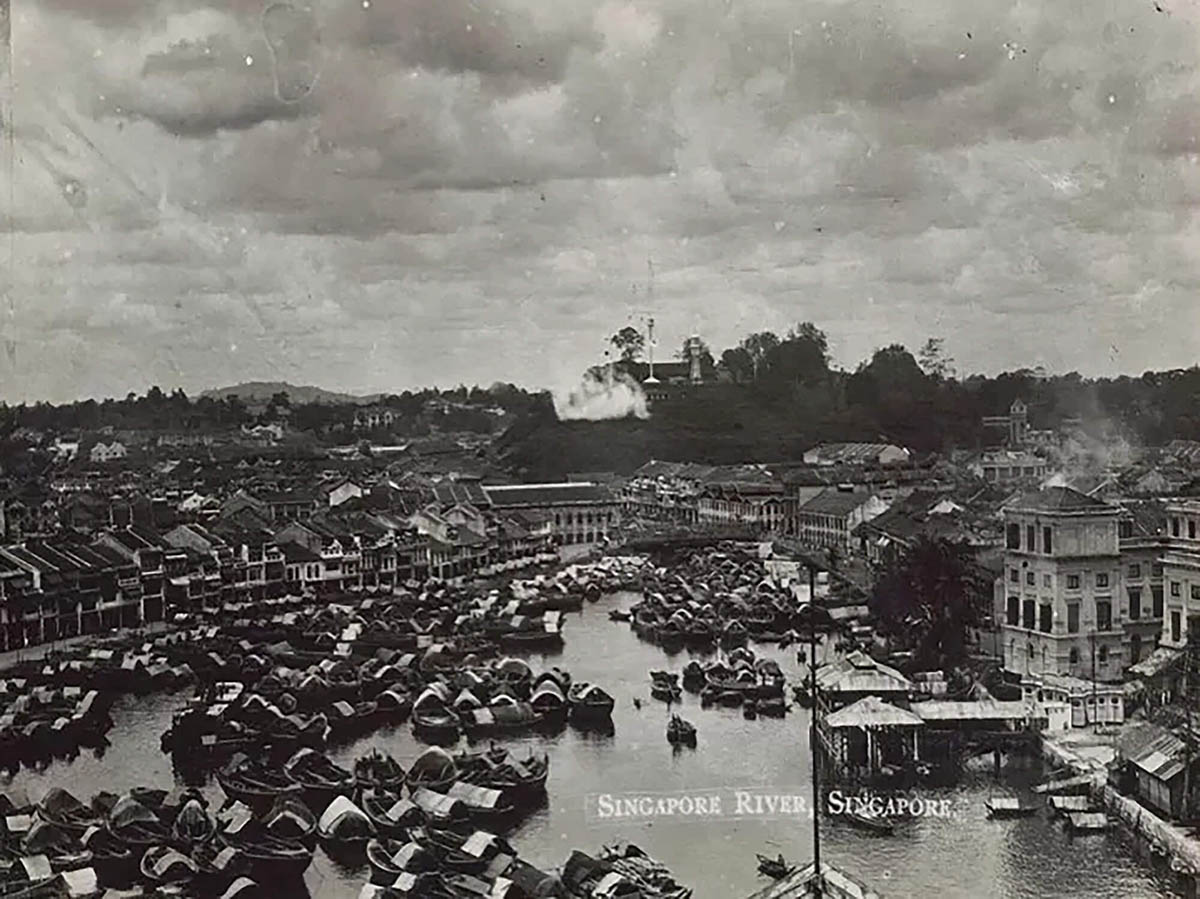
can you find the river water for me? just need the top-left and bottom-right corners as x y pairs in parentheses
(2, 591), (1184, 899)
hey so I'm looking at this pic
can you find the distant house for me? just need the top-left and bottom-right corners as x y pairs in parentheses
(89, 441), (127, 463)
(52, 439), (80, 462)
(969, 450), (1048, 485)
(353, 406), (396, 431)
(239, 424), (283, 443)
(795, 488), (889, 553)
(802, 443), (911, 467)
(325, 479), (365, 508)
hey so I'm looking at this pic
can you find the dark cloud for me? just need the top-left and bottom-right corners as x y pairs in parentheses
(6, 0), (1200, 402)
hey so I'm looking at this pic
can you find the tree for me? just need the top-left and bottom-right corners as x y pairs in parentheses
(609, 326), (645, 363)
(719, 347), (754, 384)
(918, 337), (955, 380)
(868, 537), (984, 671)
(741, 331), (780, 381)
(270, 391), (291, 409)
(762, 322), (830, 388)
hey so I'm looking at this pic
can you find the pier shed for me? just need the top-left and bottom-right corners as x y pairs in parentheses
(815, 651), (913, 712)
(823, 696), (923, 779)
(1115, 724), (1190, 819)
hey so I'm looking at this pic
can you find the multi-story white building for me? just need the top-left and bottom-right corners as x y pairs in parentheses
(997, 487), (1125, 682)
(795, 489), (889, 554)
(1160, 500), (1200, 649)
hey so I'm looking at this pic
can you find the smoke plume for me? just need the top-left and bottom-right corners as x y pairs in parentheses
(552, 368), (650, 421)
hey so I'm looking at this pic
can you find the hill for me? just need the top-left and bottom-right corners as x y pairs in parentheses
(495, 385), (836, 479)
(201, 382), (382, 406)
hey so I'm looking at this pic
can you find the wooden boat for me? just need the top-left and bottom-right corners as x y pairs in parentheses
(315, 795), (374, 848)
(567, 683), (615, 722)
(36, 789), (102, 837)
(365, 837), (438, 881)
(106, 795), (171, 847)
(375, 689), (413, 721)
(414, 827), (514, 875)
(140, 845), (199, 885)
(216, 754), (304, 814)
(407, 746), (459, 794)
(21, 821), (92, 874)
(529, 682), (567, 721)
(351, 751), (404, 797)
(410, 788), (472, 829)
(666, 715), (696, 747)
(80, 825), (136, 885)
(284, 748), (354, 811)
(1049, 795), (1094, 816)
(757, 697), (787, 718)
(261, 795), (317, 850)
(650, 683), (682, 702)
(757, 853), (795, 879)
(411, 705), (462, 744)
(681, 662), (706, 691)
(225, 834), (313, 882)
(607, 610), (631, 622)
(843, 809), (894, 835)
(446, 781), (516, 826)
(985, 796), (1040, 818)
(465, 752), (549, 805)
(361, 790), (423, 839)
(454, 745), (509, 776)
(380, 871), (457, 898)
(170, 796), (215, 847)
(192, 841), (251, 884)
(1065, 811), (1109, 833)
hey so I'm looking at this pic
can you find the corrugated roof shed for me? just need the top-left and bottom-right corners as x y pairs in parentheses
(825, 696), (923, 729)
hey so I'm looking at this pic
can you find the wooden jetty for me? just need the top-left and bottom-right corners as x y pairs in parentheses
(1032, 773), (1094, 795)
(1049, 795), (1094, 816)
(1065, 811), (1109, 833)
(985, 796), (1039, 818)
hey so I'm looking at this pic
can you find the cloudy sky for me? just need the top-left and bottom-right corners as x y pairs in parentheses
(3, 0), (1200, 402)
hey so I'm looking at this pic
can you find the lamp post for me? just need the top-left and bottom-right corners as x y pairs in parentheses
(801, 565), (836, 897)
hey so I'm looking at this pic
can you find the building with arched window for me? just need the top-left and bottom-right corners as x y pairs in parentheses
(483, 483), (619, 546)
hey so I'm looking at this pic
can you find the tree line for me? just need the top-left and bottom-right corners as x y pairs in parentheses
(605, 322), (1200, 452)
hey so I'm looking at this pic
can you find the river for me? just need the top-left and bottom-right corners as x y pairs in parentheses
(2, 590), (1184, 898)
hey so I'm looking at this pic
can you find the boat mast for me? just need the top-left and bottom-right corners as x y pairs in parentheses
(808, 563), (822, 897)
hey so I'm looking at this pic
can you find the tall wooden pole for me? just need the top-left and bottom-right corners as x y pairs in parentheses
(809, 563), (822, 896)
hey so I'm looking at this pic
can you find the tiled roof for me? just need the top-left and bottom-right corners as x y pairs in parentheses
(799, 489), (877, 517)
(432, 481), (491, 507)
(1006, 486), (1115, 513)
(279, 541), (320, 563)
(484, 483), (614, 507)
(805, 442), (909, 463)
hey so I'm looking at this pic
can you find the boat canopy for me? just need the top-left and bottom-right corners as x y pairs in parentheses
(317, 796), (371, 837)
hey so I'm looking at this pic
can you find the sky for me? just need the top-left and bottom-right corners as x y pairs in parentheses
(3, 0), (1200, 403)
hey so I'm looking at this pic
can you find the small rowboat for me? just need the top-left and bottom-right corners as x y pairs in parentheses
(843, 809), (895, 835)
(757, 853), (795, 879)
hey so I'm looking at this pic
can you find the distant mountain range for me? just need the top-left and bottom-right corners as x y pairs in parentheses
(201, 382), (383, 405)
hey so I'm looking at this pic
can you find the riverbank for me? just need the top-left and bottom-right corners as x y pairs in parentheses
(1042, 727), (1200, 893)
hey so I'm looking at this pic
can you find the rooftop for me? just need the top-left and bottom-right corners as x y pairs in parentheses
(799, 489), (879, 517)
(483, 482), (614, 507)
(825, 696), (923, 729)
(1005, 486), (1116, 514)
